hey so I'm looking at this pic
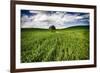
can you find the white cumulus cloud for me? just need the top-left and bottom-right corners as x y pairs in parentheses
(21, 10), (89, 29)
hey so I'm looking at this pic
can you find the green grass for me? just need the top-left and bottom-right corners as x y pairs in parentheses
(21, 26), (89, 63)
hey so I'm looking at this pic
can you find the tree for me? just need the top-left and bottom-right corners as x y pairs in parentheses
(49, 25), (56, 30)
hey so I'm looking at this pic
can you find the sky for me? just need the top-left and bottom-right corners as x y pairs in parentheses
(21, 10), (90, 29)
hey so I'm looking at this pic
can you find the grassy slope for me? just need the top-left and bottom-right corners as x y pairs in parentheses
(21, 26), (89, 63)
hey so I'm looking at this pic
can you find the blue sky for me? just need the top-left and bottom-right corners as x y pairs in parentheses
(21, 10), (89, 29)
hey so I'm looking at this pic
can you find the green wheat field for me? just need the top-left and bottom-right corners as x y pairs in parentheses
(21, 26), (89, 63)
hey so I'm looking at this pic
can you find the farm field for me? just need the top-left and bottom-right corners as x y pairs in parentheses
(21, 26), (89, 63)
